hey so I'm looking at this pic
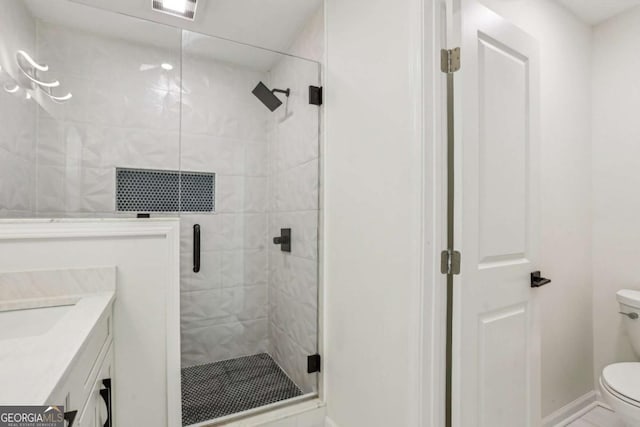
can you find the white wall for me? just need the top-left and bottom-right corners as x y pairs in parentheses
(476, 0), (594, 417)
(0, 0), (37, 217)
(592, 5), (640, 384)
(324, 0), (424, 425)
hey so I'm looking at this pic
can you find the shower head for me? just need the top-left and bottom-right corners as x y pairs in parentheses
(252, 81), (290, 112)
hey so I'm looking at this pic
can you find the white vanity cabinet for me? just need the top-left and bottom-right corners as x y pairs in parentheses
(47, 303), (114, 427)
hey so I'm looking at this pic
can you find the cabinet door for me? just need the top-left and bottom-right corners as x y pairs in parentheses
(96, 346), (114, 427)
(75, 345), (114, 427)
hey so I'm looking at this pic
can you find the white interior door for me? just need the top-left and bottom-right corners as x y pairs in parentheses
(452, 2), (541, 427)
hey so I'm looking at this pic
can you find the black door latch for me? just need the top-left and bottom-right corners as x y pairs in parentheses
(531, 271), (551, 288)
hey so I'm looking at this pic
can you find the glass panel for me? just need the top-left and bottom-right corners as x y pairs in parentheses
(179, 30), (321, 424)
(0, 0), (182, 218)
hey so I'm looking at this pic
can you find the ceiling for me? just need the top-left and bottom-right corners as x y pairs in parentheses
(555, 0), (640, 25)
(69, 0), (321, 52)
(24, 0), (322, 71)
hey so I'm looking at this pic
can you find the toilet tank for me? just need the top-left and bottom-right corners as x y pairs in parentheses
(617, 289), (640, 357)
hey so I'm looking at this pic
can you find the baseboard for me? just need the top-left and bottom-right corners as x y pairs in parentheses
(325, 417), (339, 427)
(324, 392), (600, 427)
(542, 391), (598, 427)
(595, 390), (614, 411)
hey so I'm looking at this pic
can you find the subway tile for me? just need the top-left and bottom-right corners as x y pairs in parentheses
(36, 166), (65, 212)
(81, 167), (115, 212)
(181, 250), (222, 292)
(245, 213), (268, 249)
(245, 176), (268, 213)
(244, 249), (268, 286)
(219, 213), (245, 250)
(181, 322), (243, 366)
(245, 140), (268, 177)
(181, 134), (245, 175)
(221, 250), (244, 288)
(180, 289), (233, 330)
(274, 160), (319, 212)
(217, 175), (245, 213)
(231, 286), (268, 321)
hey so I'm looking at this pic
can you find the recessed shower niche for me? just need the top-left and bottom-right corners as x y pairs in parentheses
(0, 0), (322, 424)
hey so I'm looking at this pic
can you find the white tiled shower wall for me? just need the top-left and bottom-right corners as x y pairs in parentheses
(0, 86), (36, 217)
(34, 22), (182, 215)
(179, 50), (273, 367)
(0, 0), (37, 217)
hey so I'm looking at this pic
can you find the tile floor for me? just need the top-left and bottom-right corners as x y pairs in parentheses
(181, 353), (302, 426)
(568, 405), (625, 427)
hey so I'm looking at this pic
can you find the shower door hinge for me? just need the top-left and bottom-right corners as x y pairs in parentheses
(309, 86), (323, 106)
(441, 250), (461, 275)
(307, 354), (321, 373)
(440, 48), (461, 74)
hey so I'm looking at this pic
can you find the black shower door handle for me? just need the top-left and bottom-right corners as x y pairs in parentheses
(193, 224), (200, 273)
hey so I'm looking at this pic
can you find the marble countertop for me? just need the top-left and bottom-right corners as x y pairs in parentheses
(0, 292), (114, 404)
(0, 267), (116, 404)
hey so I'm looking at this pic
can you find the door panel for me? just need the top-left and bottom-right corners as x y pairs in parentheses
(479, 304), (528, 427)
(478, 35), (529, 264)
(453, 2), (541, 427)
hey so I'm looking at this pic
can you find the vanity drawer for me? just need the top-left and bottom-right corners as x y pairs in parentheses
(48, 303), (113, 416)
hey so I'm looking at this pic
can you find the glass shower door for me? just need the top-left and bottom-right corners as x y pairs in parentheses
(178, 30), (321, 425)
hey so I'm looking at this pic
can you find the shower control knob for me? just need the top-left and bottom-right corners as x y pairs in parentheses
(273, 228), (291, 252)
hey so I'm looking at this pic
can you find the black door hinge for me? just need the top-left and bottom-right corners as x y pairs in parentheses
(309, 86), (323, 106)
(307, 354), (321, 373)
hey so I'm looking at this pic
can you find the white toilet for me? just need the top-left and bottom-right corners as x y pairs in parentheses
(600, 290), (640, 426)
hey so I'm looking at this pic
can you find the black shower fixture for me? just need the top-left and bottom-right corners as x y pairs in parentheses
(252, 81), (290, 112)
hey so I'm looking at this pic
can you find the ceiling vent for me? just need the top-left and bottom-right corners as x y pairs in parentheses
(152, 0), (197, 20)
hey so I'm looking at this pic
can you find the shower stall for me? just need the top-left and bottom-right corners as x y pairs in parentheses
(0, 0), (322, 424)
(178, 29), (321, 425)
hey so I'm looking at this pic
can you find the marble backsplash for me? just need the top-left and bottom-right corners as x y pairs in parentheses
(0, 266), (116, 304)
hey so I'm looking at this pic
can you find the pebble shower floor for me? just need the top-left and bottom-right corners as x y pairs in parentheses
(181, 353), (303, 425)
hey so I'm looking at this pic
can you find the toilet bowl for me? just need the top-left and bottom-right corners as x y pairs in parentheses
(600, 290), (640, 426)
(600, 363), (640, 426)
